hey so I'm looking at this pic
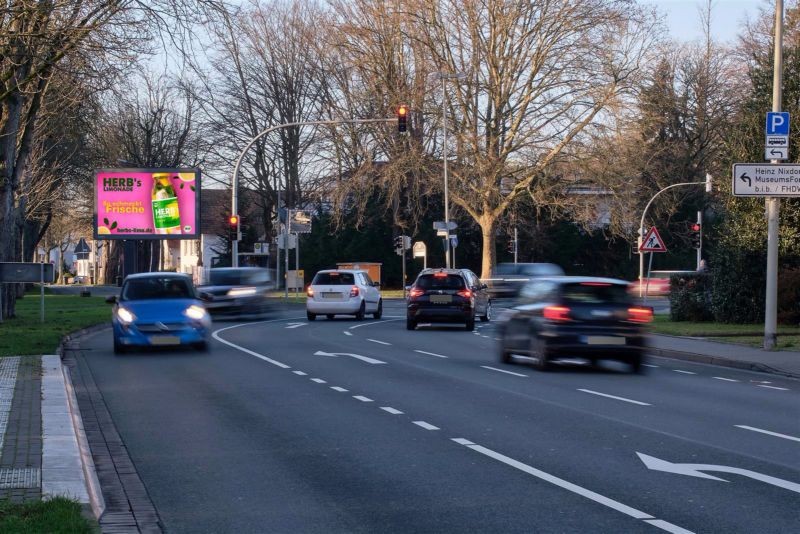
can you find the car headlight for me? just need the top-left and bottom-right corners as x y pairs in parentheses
(184, 305), (209, 321)
(116, 307), (135, 325)
(227, 287), (257, 297)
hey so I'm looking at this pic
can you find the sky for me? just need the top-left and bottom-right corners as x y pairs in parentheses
(640, 0), (765, 43)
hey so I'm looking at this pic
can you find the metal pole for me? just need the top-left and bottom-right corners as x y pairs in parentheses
(401, 245), (406, 298)
(765, 0), (783, 350)
(514, 227), (518, 264)
(643, 252), (654, 306)
(295, 231), (299, 300)
(696, 210), (702, 270)
(276, 188), (281, 291)
(442, 77), (451, 269)
(40, 261), (44, 323)
(284, 210), (290, 299)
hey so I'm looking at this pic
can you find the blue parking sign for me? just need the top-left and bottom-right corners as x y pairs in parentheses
(766, 112), (790, 135)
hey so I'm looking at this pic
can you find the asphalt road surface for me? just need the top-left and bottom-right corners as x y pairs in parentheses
(77, 300), (799, 533)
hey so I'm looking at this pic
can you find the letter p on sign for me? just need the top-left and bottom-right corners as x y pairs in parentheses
(767, 112), (790, 135)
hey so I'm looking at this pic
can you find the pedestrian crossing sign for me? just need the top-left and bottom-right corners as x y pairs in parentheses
(639, 227), (667, 253)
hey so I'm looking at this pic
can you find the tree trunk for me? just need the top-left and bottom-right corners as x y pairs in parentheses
(479, 215), (497, 280)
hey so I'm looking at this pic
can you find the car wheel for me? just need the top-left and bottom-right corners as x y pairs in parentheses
(498, 334), (512, 364)
(355, 301), (366, 321)
(113, 337), (127, 355)
(326, 314), (335, 320)
(373, 299), (383, 320)
(630, 352), (644, 374)
(530, 336), (550, 371)
(307, 311), (317, 321)
(480, 301), (492, 322)
(406, 318), (416, 330)
(465, 315), (475, 331)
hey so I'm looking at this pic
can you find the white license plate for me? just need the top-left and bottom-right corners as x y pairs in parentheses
(585, 336), (626, 345)
(429, 295), (452, 304)
(322, 292), (341, 299)
(150, 335), (181, 346)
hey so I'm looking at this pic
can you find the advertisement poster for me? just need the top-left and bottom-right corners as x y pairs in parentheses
(94, 168), (200, 239)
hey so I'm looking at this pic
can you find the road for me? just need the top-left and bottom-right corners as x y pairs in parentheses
(76, 300), (799, 533)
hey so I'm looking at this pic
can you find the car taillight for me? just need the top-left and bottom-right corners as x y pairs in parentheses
(628, 307), (653, 323)
(409, 287), (424, 298)
(456, 288), (472, 299)
(543, 305), (571, 321)
(350, 286), (359, 297)
(306, 286), (314, 297)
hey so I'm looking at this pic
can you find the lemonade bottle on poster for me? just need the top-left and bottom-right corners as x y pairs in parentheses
(151, 173), (182, 235)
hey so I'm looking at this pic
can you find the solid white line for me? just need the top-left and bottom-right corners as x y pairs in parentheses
(644, 519), (695, 534)
(736, 425), (800, 443)
(353, 395), (373, 402)
(455, 440), (654, 520)
(380, 407), (403, 415)
(642, 364), (659, 368)
(712, 376), (739, 382)
(414, 350), (448, 359)
(285, 324), (307, 329)
(331, 386), (349, 392)
(212, 323), (291, 369)
(367, 338), (391, 345)
(311, 378), (327, 384)
(349, 319), (403, 330)
(758, 384), (789, 391)
(577, 389), (651, 406)
(672, 370), (697, 375)
(412, 421), (439, 430)
(292, 371), (307, 376)
(343, 331), (353, 336)
(481, 366), (528, 377)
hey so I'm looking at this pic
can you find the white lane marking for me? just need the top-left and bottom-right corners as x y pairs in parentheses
(367, 338), (391, 345)
(451, 438), (474, 446)
(481, 366), (528, 377)
(644, 519), (695, 534)
(349, 319), (403, 330)
(311, 378), (327, 384)
(212, 323), (292, 369)
(672, 370), (697, 375)
(414, 350), (448, 359)
(353, 395), (373, 402)
(314, 350), (387, 365)
(343, 331), (353, 336)
(292, 371), (307, 376)
(642, 364), (659, 368)
(758, 384), (789, 391)
(712, 376), (739, 382)
(453, 440), (658, 522)
(577, 389), (651, 406)
(413, 421), (439, 430)
(380, 407), (403, 415)
(331, 386), (349, 392)
(286, 323), (307, 329)
(735, 425), (800, 443)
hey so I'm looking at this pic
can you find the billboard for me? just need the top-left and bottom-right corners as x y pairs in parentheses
(94, 168), (200, 239)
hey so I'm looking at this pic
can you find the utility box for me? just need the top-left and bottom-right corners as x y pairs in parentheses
(336, 262), (382, 284)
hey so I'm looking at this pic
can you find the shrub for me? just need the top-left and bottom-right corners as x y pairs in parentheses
(709, 248), (766, 323)
(778, 267), (800, 325)
(669, 273), (713, 322)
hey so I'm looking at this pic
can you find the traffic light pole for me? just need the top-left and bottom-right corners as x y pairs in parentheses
(231, 117), (398, 268)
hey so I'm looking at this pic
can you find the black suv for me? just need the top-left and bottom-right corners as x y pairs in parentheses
(406, 268), (491, 331)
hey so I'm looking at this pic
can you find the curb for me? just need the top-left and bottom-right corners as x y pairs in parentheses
(648, 347), (800, 379)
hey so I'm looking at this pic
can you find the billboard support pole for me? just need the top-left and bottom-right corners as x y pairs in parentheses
(40, 261), (44, 323)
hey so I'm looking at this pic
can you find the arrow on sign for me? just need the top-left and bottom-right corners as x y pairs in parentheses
(637, 452), (800, 495)
(740, 172), (752, 187)
(314, 350), (387, 365)
(770, 149), (785, 157)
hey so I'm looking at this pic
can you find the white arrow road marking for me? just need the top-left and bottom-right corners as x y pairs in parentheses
(637, 452), (800, 494)
(578, 389), (651, 406)
(735, 425), (800, 443)
(285, 322), (307, 329)
(314, 350), (387, 365)
(453, 439), (693, 533)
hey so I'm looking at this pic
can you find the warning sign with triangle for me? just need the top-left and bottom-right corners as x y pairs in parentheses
(639, 227), (667, 253)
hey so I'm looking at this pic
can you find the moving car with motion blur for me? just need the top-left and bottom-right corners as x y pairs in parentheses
(107, 272), (211, 354)
(306, 269), (383, 320)
(406, 268), (491, 331)
(485, 262), (564, 298)
(198, 267), (274, 319)
(496, 276), (651, 372)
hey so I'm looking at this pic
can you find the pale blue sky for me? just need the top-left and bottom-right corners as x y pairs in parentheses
(640, 0), (765, 43)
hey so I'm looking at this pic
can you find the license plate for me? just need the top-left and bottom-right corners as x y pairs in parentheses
(150, 335), (180, 346)
(585, 336), (626, 345)
(322, 292), (341, 299)
(429, 295), (452, 304)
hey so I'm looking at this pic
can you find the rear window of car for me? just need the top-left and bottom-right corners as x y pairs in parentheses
(209, 269), (269, 286)
(312, 272), (355, 285)
(416, 274), (465, 290)
(560, 283), (630, 304)
(122, 277), (194, 300)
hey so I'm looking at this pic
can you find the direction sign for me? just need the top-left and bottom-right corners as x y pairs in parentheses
(766, 112), (790, 135)
(639, 227), (667, 253)
(433, 221), (457, 231)
(0, 262), (55, 283)
(765, 147), (788, 161)
(732, 163), (800, 196)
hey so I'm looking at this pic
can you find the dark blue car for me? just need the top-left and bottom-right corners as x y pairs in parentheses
(107, 272), (211, 354)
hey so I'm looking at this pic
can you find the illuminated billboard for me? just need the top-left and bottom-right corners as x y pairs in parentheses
(94, 168), (200, 239)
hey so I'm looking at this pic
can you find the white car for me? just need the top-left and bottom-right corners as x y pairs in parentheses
(306, 269), (382, 320)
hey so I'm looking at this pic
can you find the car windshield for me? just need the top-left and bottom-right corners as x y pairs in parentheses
(209, 269), (268, 286)
(312, 272), (355, 285)
(416, 274), (465, 290)
(560, 282), (630, 304)
(122, 277), (194, 300)
(520, 264), (564, 276)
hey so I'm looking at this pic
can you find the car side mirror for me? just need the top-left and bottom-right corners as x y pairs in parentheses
(105, 295), (117, 304)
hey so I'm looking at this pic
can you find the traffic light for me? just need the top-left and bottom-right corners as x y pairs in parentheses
(229, 214), (240, 242)
(507, 240), (516, 254)
(397, 105), (408, 133)
(690, 223), (701, 249)
(394, 236), (404, 255)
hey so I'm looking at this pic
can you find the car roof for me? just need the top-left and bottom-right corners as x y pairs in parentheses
(316, 269), (366, 274)
(211, 267), (267, 272)
(418, 268), (465, 275)
(124, 272), (191, 280)
(535, 275), (629, 286)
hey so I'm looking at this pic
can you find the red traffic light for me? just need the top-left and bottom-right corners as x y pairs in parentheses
(229, 215), (239, 226)
(691, 223), (701, 232)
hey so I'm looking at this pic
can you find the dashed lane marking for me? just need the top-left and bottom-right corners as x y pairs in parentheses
(353, 395), (373, 402)
(642, 364), (659, 368)
(311, 378), (327, 384)
(367, 338), (391, 345)
(481, 366), (528, 377)
(413, 421), (440, 430)
(577, 389), (651, 406)
(712, 376), (739, 382)
(758, 385), (790, 391)
(349, 319), (403, 330)
(343, 331), (353, 336)
(735, 425), (800, 443)
(672, 370), (697, 375)
(414, 350), (448, 359)
(380, 407), (403, 415)
(293, 371), (307, 376)
(331, 386), (349, 392)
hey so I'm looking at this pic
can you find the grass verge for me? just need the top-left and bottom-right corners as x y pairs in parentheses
(0, 294), (109, 356)
(0, 497), (95, 533)
(651, 316), (800, 350)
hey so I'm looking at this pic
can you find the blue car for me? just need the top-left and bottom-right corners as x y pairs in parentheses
(107, 272), (212, 354)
